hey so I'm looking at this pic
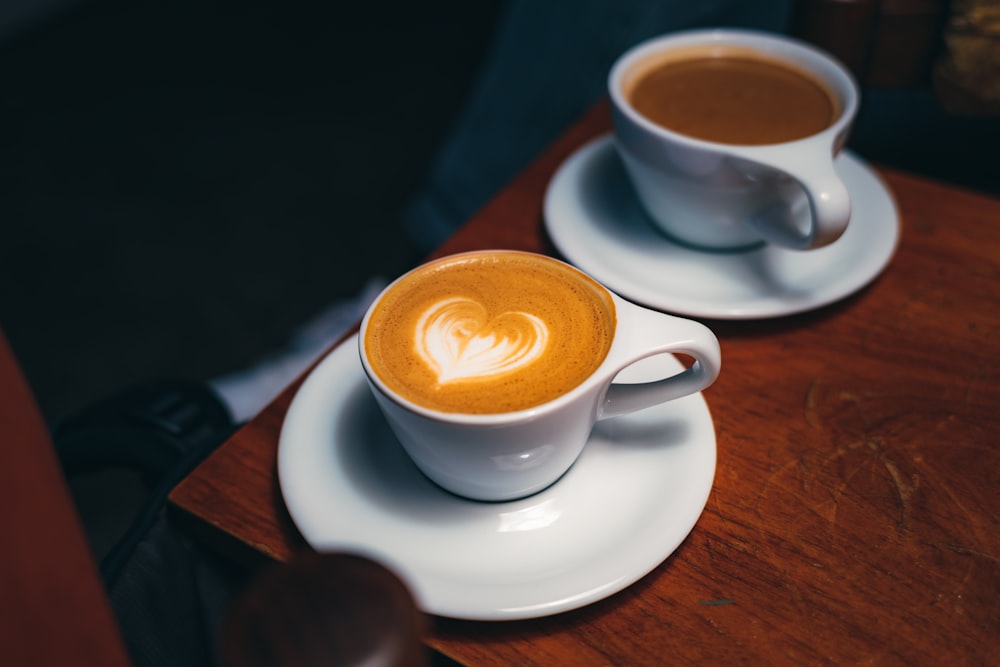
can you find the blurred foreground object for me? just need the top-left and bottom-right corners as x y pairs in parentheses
(221, 552), (427, 667)
(0, 329), (131, 666)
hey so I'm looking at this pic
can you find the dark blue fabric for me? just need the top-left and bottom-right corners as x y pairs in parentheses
(404, 0), (794, 252)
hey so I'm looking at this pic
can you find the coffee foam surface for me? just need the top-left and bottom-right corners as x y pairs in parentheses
(364, 253), (615, 414)
(621, 44), (839, 117)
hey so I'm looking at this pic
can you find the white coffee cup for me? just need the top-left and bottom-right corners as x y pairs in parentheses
(609, 29), (859, 251)
(359, 250), (721, 502)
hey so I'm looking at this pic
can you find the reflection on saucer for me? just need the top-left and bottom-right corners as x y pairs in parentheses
(278, 335), (717, 620)
(544, 135), (900, 319)
(497, 499), (562, 533)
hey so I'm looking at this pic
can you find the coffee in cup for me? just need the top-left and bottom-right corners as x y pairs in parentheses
(360, 250), (721, 501)
(626, 48), (837, 145)
(610, 29), (859, 251)
(363, 250), (615, 414)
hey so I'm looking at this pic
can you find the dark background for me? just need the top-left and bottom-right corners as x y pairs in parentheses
(0, 0), (505, 425)
(2, 0), (997, 429)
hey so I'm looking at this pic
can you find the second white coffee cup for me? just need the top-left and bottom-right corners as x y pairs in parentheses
(609, 28), (859, 251)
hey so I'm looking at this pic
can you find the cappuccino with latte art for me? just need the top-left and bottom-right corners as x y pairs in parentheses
(363, 251), (615, 414)
(359, 249), (721, 500)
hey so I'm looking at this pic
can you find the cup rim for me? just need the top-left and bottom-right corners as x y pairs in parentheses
(358, 249), (620, 426)
(608, 27), (860, 151)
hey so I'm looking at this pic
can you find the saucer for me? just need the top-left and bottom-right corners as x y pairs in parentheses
(278, 335), (717, 621)
(544, 135), (900, 319)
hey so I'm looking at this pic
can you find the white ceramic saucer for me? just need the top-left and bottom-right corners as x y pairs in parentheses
(544, 135), (900, 319)
(278, 335), (717, 621)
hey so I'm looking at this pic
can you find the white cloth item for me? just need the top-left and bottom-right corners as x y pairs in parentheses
(211, 278), (387, 423)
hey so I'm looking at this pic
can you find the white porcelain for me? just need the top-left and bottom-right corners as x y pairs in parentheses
(358, 251), (721, 502)
(610, 29), (859, 250)
(544, 136), (899, 319)
(278, 336), (717, 620)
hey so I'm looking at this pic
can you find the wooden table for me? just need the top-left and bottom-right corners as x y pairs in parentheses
(169, 102), (1000, 665)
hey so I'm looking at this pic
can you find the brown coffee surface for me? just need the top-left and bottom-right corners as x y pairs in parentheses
(364, 252), (615, 414)
(629, 55), (836, 145)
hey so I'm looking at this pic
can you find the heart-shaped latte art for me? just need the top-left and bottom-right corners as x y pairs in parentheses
(415, 297), (549, 384)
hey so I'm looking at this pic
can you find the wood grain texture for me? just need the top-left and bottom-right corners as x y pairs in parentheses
(169, 102), (1000, 666)
(0, 331), (132, 667)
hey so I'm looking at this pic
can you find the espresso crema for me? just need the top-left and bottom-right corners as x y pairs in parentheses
(364, 252), (616, 414)
(626, 47), (837, 145)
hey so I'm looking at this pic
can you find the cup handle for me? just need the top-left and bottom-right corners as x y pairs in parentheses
(598, 305), (721, 420)
(739, 144), (851, 250)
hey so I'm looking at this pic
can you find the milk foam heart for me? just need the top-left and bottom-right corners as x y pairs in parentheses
(415, 297), (548, 384)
